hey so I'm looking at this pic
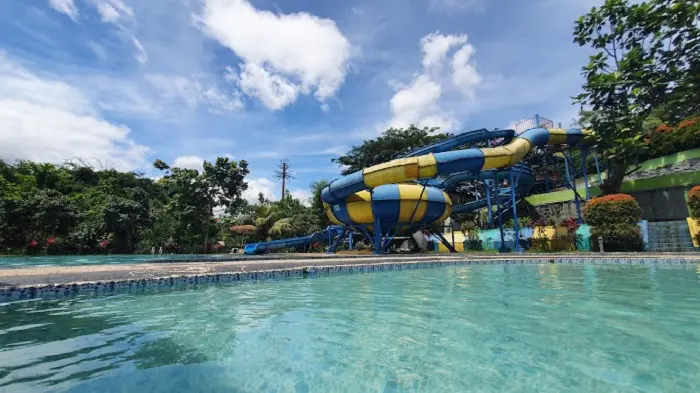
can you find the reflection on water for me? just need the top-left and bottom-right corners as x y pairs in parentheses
(1, 264), (700, 392)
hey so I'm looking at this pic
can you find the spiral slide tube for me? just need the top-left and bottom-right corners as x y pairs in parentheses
(322, 127), (592, 208)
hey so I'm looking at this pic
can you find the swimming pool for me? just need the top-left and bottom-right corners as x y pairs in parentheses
(1, 263), (699, 392)
(0, 254), (232, 268)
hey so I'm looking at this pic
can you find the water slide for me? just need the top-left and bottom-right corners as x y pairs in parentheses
(321, 127), (593, 233)
(244, 127), (592, 254)
(244, 226), (343, 255)
(244, 128), (517, 255)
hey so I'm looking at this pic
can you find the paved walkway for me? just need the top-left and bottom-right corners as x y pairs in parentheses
(1, 253), (698, 288)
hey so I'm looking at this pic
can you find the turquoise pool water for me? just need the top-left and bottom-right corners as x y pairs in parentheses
(1, 264), (699, 392)
(0, 254), (231, 268)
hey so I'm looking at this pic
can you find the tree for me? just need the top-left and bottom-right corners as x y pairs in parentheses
(154, 157), (249, 252)
(310, 179), (331, 228)
(573, 0), (700, 193)
(273, 159), (294, 200)
(243, 204), (293, 241)
(332, 125), (451, 175)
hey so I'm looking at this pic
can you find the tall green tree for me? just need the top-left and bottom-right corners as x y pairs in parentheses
(573, 0), (700, 193)
(310, 179), (331, 228)
(332, 125), (451, 175)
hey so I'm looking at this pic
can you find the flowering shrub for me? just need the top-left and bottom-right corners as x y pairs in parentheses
(687, 185), (700, 218)
(643, 115), (700, 160)
(655, 124), (673, 134)
(584, 194), (643, 251)
(584, 194), (641, 226)
(678, 117), (698, 130)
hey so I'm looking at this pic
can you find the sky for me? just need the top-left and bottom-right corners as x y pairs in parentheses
(0, 0), (603, 204)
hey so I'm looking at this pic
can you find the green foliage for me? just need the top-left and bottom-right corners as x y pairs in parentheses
(235, 191), (326, 245)
(573, 0), (700, 193)
(332, 125), (451, 175)
(584, 194), (644, 251)
(0, 157), (249, 255)
(640, 115), (700, 160)
(310, 179), (331, 228)
(461, 222), (483, 251)
(687, 186), (700, 219)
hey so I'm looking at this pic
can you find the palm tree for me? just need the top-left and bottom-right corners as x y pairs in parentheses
(233, 204), (292, 241)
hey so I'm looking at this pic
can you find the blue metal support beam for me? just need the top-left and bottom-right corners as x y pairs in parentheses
(593, 147), (603, 186)
(563, 149), (583, 223)
(327, 227), (348, 253)
(485, 179), (494, 225)
(580, 148), (590, 201)
(509, 170), (524, 253)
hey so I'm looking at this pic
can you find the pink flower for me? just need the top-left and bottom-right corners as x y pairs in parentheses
(99, 239), (109, 248)
(47, 236), (56, 245)
(29, 239), (38, 247)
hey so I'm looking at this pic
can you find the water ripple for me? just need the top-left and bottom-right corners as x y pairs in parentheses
(0, 264), (699, 392)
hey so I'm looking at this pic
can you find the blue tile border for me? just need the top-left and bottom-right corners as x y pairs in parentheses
(1, 257), (698, 302)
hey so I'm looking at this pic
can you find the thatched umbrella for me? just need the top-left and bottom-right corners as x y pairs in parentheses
(230, 225), (257, 251)
(230, 225), (257, 235)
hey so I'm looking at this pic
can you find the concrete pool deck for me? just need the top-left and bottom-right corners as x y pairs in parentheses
(1, 253), (699, 289)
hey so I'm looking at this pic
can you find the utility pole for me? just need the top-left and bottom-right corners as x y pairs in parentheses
(273, 159), (294, 200)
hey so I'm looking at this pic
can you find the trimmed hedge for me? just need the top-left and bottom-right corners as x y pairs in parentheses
(688, 185), (700, 218)
(584, 194), (644, 252)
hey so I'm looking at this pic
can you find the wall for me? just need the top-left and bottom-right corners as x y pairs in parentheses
(534, 186), (692, 222)
(630, 188), (690, 221)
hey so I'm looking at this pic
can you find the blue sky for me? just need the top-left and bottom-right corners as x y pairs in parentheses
(0, 0), (601, 202)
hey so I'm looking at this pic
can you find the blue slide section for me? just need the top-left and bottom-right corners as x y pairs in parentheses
(399, 128), (515, 158)
(402, 128), (532, 215)
(244, 226), (344, 255)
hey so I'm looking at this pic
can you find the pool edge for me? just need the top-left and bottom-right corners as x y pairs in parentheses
(2, 256), (699, 302)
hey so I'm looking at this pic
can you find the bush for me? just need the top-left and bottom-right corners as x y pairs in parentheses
(584, 194), (643, 252)
(642, 115), (700, 160)
(688, 185), (700, 219)
(461, 222), (483, 251)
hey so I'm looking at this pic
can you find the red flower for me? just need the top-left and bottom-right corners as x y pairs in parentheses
(678, 118), (698, 129)
(99, 239), (109, 248)
(29, 239), (38, 247)
(655, 124), (673, 134)
(47, 236), (56, 245)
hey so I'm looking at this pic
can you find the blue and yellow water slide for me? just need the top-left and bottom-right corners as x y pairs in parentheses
(244, 126), (592, 255)
(320, 127), (593, 252)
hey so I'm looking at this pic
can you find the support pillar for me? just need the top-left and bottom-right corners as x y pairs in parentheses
(510, 170), (524, 253)
(581, 148), (590, 201)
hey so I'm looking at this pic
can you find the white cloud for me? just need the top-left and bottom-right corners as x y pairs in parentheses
(48, 0), (79, 21)
(391, 75), (441, 125)
(429, 0), (485, 13)
(290, 189), (312, 206)
(131, 37), (148, 64)
(236, 63), (298, 110)
(390, 74), (457, 131)
(243, 177), (276, 202)
(0, 54), (149, 171)
(420, 33), (467, 71)
(146, 74), (242, 112)
(198, 0), (352, 109)
(172, 155), (204, 171)
(320, 146), (347, 156)
(451, 43), (481, 97)
(92, 0), (133, 23)
(386, 32), (482, 132)
(84, 0), (148, 64)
